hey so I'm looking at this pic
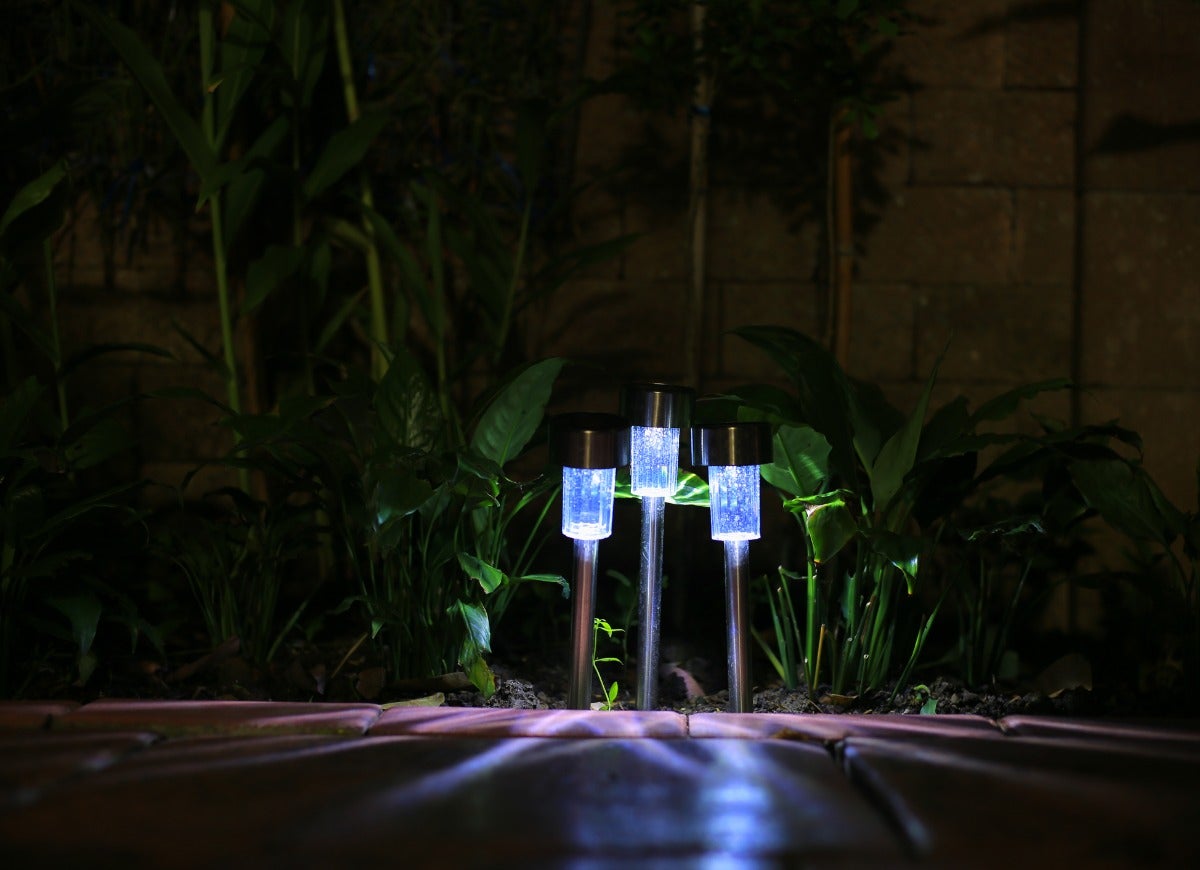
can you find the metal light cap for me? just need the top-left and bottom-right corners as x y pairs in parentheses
(691, 421), (772, 467)
(620, 382), (695, 429)
(549, 412), (631, 469)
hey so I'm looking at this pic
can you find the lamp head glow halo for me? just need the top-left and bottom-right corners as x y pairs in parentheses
(691, 421), (772, 542)
(549, 413), (630, 541)
(621, 383), (694, 498)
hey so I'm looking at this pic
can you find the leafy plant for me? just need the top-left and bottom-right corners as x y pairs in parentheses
(727, 325), (1146, 698)
(592, 617), (624, 710)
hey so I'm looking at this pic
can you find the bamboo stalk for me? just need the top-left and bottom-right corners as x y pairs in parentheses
(831, 110), (854, 370)
(684, 1), (712, 393)
(332, 0), (388, 380)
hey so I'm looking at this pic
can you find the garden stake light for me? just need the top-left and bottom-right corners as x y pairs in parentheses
(692, 421), (772, 713)
(550, 413), (631, 710)
(621, 383), (694, 710)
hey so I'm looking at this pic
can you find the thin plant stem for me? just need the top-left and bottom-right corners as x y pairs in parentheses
(43, 238), (68, 433)
(331, 0), (388, 380)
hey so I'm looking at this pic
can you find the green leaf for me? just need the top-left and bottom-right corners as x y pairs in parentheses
(302, 111), (390, 201)
(73, 2), (218, 185)
(64, 417), (130, 470)
(0, 285), (58, 365)
(0, 377), (43, 453)
(61, 342), (176, 377)
(806, 499), (858, 563)
(244, 244), (305, 315)
(519, 573), (570, 598)
(220, 116), (289, 246)
(668, 470), (710, 507)
(48, 593), (102, 656)
(450, 599), (494, 697)
(375, 347), (442, 452)
(458, 552), (507, 594)
(868, 350), (942, 512)
(732, 326), (858, 484)
(764, 424), (830, 498)
(470, 358), (564, 467)
(1069, 458), (1185, 546)
(212, 0), (273, 151)
(836, 0), (859, 20)
(372, 466), (434, 525)
(971, 378), (1070, 425)
(0, 162), (68, 240)
(863, 529), (921, 593)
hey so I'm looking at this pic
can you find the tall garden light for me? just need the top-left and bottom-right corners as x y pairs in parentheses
(621, 383), (694, 711)
(692, 421), (772, 713)
(550, 413), (630, 709)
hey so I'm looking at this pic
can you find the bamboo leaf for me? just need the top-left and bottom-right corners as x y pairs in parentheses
(73, 2), (218, 185)
(301, 111), (389, 201)
(0, 162), (68, 240)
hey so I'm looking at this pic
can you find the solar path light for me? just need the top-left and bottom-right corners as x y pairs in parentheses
(620, 383), (694, 711)
(549, 413), (630, 710)
(691, 421), (772, 713)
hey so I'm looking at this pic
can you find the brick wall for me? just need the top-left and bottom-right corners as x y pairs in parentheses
(48, 1), (1199, 517)
(551, 0), (1200, 515)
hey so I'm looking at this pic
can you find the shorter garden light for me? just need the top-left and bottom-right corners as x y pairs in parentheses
(692, 421), (772, 713)
(621, 382), (694, 710)
(550, 413), (630, 709)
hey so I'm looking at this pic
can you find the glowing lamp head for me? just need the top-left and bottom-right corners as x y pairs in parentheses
(621, 383), (695, 498)
(549, 413), (631, 540)
(691, 422), (772, 541)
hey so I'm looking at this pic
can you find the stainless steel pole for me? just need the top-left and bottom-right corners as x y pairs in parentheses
(724, 538), (752, 713)
(568, 537), (599, 709)
(636, 495), (666, 710)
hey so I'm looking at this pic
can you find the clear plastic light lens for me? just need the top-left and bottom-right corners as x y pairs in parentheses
(562, 466), (617, 540)
(630, 425), (680, 497)
(709, 464), (761, 541)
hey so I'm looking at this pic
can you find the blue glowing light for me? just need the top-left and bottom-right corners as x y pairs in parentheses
(709, 465), (761, 541)
(562, 466), (617, 540)
(630, 425), (681, 497)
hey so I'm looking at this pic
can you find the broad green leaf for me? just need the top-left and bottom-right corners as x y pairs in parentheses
(470, 358), (564, 467)
(281, 0), (330, 106)
(0, 162), (68, 240)
(375, 347), (442, 452)
(1069, 458), (1184, 546)
(48, 593), (102, 655)
(863, 529), (921, 593)
(918, 395), (971, 460)
(73, 3), (218, 185)
(302, 111), (390, 201)
(458, 552), (506, 594)
(868, 350), (942, 512)
(806, 499), (857, 563)
(764, 424), (830, 498)
(732, 325), (858, 484)
(450, 599), (495, 697)
(971, 378), (1070, 425)
(373, 467), (433, 525)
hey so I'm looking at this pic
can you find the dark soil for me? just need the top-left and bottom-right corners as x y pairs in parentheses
(20, 637), (1196, 721)
(442, 655), (1195, 720)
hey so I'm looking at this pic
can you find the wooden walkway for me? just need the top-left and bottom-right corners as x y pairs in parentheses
(1, 701), (1198, 866)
